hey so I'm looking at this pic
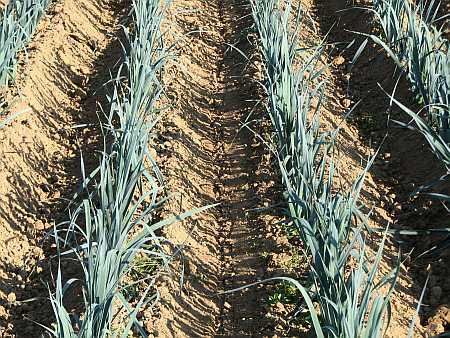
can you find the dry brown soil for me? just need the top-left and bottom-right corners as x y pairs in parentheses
(0, 0), (126, 335)
(0, 0), (448, 337)
(150, 0), (283, 336)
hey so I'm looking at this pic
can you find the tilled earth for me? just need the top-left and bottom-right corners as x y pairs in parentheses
(0, 0), (448, 336)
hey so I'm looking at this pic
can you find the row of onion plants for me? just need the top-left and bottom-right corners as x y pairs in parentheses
(249, 0), (398, 336)
(0, 0), (51, 85)
(369, 0), (449, 142)
(43, 0), (204, 336)
(369, 0), (450, 261)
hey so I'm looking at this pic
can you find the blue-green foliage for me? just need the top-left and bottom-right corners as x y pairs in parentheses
(250, 1), (398, 336)
(0, 0), (51, 85)
(372, 0), (450, 141)
(42, 1), (201, 336)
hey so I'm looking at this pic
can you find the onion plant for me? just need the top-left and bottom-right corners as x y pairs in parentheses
(370, 0), (450, 141)
(383, 93), (450, 258)
(250, 1), (398, 336)
(370, 0), (450, 261)
(42, 0), (207, 336)
(0, 0), (51, 85)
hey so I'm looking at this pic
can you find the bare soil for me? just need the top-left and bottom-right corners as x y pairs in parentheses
(150, 0), (283, 336)
(0, 0), (448, 336)
(0, 0), (127, 335)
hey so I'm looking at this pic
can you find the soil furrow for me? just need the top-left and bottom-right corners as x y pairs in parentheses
(154, 0), (276, 336)
(0, 0), (126, 335)
(215, 3), (269, 334)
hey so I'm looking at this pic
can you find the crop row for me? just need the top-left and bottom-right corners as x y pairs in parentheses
(42, 1), (193, 336)
(371, 0), (450, 260)
(371, 0), (449, 140)
(0, 0), (51, 85)
(249, 0), (399, 336)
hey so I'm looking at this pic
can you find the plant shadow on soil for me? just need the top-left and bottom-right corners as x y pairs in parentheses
(0, 0), (132, 335)
(311, 0), (450, 333)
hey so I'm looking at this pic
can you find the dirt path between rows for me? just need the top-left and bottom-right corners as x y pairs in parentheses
(0, 0), (126, 335)
(215, 3), (272, 334)
(152, 0), (283, 336)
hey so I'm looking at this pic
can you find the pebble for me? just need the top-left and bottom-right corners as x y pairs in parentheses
(275, 302), (286, 312)
(341, 98), (352, 108)
(7, 292), (16, 303)
(334, 56), (345, 66)
(445, 310), (450, 323)
(35, 220), (45, 230)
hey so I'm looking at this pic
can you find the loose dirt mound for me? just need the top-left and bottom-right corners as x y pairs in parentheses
(151, 0), (281, 336)
(0, 0), (124, 335)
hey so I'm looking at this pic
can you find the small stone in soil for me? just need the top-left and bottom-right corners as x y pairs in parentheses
(7, 293), (16, 303)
